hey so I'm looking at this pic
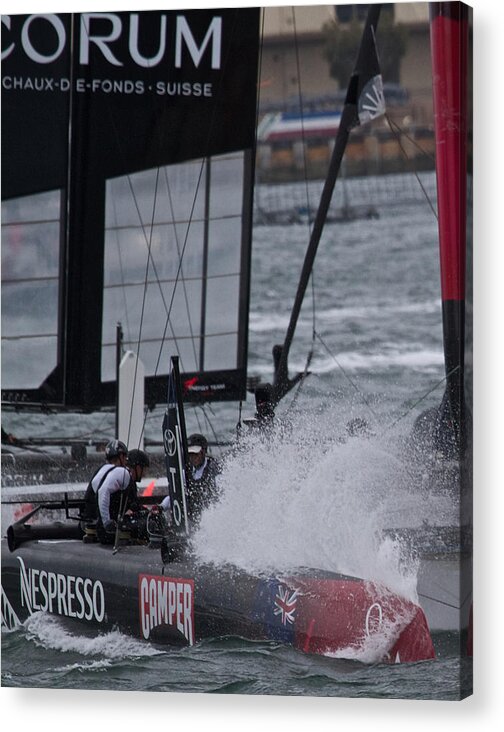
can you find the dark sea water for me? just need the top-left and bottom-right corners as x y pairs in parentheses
(1, 172), (478, 717)
(2, 618), (470, 699)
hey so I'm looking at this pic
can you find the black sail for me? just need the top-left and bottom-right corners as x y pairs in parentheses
(2, 10), (260, 410)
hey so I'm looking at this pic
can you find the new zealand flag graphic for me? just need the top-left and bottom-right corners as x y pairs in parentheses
(252, 579), (299, 643)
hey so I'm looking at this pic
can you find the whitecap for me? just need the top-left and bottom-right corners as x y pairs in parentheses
(23, 612), (162, 659)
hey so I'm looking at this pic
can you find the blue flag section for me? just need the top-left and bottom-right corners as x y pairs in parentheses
(252, 578), (298, 644)
(163, 357), (189, 536)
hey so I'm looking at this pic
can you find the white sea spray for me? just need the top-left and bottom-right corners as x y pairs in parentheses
(23, 611), (162, 659)
(192, 407), (421, 603)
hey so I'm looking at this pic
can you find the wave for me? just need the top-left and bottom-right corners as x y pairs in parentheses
(248, 347), (443, 378)
(23, 611), (162, 660)
(249, 299), (441, 334)
(311, 348), (444, 374)
(317, 300), (441, 323)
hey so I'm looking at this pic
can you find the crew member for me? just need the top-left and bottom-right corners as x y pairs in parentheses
(242, 383), (276, 431)
(95, 447), (150, 544)
(185, 433), (221, 525)
(254, 383), (275, 424)
(82, 439), (128, 530)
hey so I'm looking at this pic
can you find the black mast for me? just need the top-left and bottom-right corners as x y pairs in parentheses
(273, 4), (383, 404)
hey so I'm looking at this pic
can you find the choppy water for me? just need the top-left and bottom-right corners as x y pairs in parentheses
(2, 172), (473, 701)
(2, 612), (470, 699)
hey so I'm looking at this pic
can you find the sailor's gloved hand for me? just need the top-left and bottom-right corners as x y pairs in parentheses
(104, 519), (117, 534)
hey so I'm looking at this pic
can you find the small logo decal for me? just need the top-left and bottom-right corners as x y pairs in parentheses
(164, 428), (177, 457)
(365, 602), (383, 636)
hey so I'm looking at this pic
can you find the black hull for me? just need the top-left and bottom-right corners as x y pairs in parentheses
(1, 536), (435, 663)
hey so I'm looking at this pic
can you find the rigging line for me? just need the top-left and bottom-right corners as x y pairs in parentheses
(384, 364), (461, 433)
(110, 198), (132, 340)
(384, 113), (438, 220)
(153, 7), (248, 387)
(86, 65), (169, 442)
(314, 331), (378, 419)
(196, 404), (221, 449)
(123, 169), (190, 448)
(291, 7), (318, 337)
(282, 347), (314, 417)
(121, 170), (179, 324)
(417, 588), (472, 612)
(122, 171), (172, 316)
(387, 116), (436, 163)
(292, 8), (314, 240)
(74, 14), (143, 429)
(80, 18), (195, 434)
(127, 165), (163, 447)
(129, 173), (197, 447)
(162, 167), (199, 370)
(69, 16), (182, 434)
(151, 159), (207, 385)
(126, 163), (200, 379)
(115, 105), (211, 441)
(188, 400), (207, 439)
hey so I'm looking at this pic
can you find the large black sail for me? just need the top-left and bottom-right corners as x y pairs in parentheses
(1, 10), (260, 410)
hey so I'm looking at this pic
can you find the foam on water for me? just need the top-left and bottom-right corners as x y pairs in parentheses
(309, 348), (444, 374)
(192, 408), (421, 603)
(22, 611), (161, 659)
(246, 349), (443, 382)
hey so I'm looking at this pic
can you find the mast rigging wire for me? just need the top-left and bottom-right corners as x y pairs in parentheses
(314, 330), (378, 420)
(384, 365), (461, 433)
(384, 113), (438, 220)
(101, 10), (249, 449)
(291, 7), (319, 343)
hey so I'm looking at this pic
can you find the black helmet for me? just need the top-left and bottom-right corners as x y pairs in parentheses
(127, 448), (150, 468)
(105, 439), (128, 460)
(187, 433), (208, 452)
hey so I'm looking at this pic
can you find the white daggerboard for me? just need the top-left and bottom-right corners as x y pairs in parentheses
(118, 350), (144, 450)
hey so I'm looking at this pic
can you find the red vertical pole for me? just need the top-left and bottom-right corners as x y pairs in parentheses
(430, 2), (469, 455)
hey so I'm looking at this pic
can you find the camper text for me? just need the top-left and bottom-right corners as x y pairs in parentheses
(139, 574), (194, 644)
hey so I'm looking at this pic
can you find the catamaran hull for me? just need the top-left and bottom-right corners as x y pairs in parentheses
(1, 538), (434, 663)
(2, 490), (471, 636)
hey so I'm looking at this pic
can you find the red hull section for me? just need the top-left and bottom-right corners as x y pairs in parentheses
(282, 577), (435, 663)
